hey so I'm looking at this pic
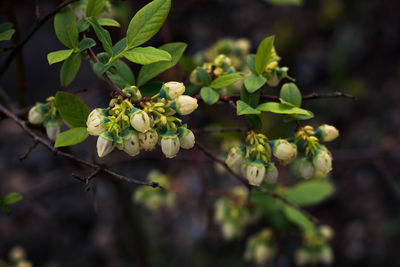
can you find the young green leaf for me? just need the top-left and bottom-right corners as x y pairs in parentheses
(255, 36), (275, 75)
(126, 0), (171, 48)
(97, 18), (121, 27)
(4, 193), (23, 205)
(283, 180), (335, 207)
(112, 38), (127, 56)
(47, 49), (73, 65)
(241, 86), (260, 108)
(244, 74), (267, 93)
(265, 0), (302, 5)
(283, 111), (314, 122)
(256, 102), (310, 115)
(137, 42), (187, 86)
(79, 38), (96, 52)
(0, 22), (13, 33)
(246, 114), (262, 129)
(283, 205), (315, 233)
(0, 202), (11, 215)
(196, 68), (212, 86)
(247, 54), (257, 74)
(60, 53), (81, 87)
(77, 20), (90, 32)
(123, 47), (171, 65)
(210, 73), (243, 89)
(140, 81), (163, 97)
(0, 26), (15, 41)
(237, 100), (261, 115)
(107, 60), (135, 87)
(86, 17), (113, 55)
(280, 82), (302, 107)
(200, 87), (219, 105)
(54, 6), (79, 49)
(55, 91), (90, 127)
(86, 0), (106, 17)
(55, 127), (89, 148)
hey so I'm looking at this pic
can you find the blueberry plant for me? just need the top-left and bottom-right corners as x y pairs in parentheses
(0, 0), (350, 265)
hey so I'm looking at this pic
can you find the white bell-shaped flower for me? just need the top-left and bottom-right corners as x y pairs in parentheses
(138, 129), (158, 151)
(118, 130), (140, 156)
(245, 160), (266, 186)
(96, 132), (115, 157)
(160, 81), (185, 100)
(160, 131), (180, 158)
(177, 127), (195, 149)
(265, 162), (278, 184)
(130, 108), (151, 133)
(317, 124), (339, 142)
(225, 146), (246, 168)
(299, 157), (315, 179)
(86, 108), (107, 136)
(28, 105), (45, 125)
(312, 146), (332, 174)
(170, 95), (198, 115)
(44, 119), (61, 141)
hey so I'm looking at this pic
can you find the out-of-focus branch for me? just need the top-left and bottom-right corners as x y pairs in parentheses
(0, 0), (79, 76)
(0, 103), (164, 190)
(195, 142), (319, 224)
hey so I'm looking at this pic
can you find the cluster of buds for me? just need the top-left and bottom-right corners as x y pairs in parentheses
(133, 170), (174, 212)
(263, 46), (292, 87)
(214, 186), (259, 240)
(295, 125), (339, 179)
(244, 229), (276, 265)
(86, 82), (198, 158)
(190, 54), (236, 86)
(294, 225), (335, 266)
(28, 96), (63, 141)
(7, 246), (32, 267)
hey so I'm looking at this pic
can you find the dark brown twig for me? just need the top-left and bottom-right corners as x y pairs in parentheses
(19, 141), (39, 161)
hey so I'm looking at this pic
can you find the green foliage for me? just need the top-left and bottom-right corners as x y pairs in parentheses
(265, 0), (302, 5)
(97, 18), (121, 27)
(244, 74), (267, 93)
(246, 114), (262, 129)
(60, 53), (81, 87)
(0, 193), (22, 216)
(236, 100), (261, 115)
(256, 102), (310, 115)
(241, 86), (260, 108)
(86, 0), (106, 17)
(0, 22), (15, 41)
(126, 0), (171, 48)
(55, 92), (90, 127)
(54, 6), (79, 49)
(283, 180), (335, 207)
(123, 47), (171, 64)
(79, 38), (96, 52)
(280, 83), (302, 107)
(55, 127), (88, 148)
(86, 17), (113, 55)
(283, 205), (315, 233)
(137, 42), (187, 86)
(195, 68), (212, 86)
(47, 49), (73, 65)
(210, 73), (242, 89)
(200, 87), (219, 105)
(255, 36), (275, 75)
(107, 60), (135, 88)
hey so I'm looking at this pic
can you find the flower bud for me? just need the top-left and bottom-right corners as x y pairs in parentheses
(189, 68), (204, 85)
(28, 105), (45, 125)
(254, 245), (273, 265)
(119, 130), (140, 156)
(44, 119), (61, 141)
(235, 38), (251, 54)
(170, 95), (198, 115)
(267, 74), (280, 87)
(225, 146), (246, 168)
(16, 260), (32, 267)
(96, 132), (115, 157)
(9, 246), (26, 263)
(299, 157), (315, 179)
(316, 124), (339, 142)
(178, 127), (195, 149)
(214, 54), (232, 68)
(222, 221), (237, 240)
(265, 162), (278, 184)
(130, 108), (151, 133)
(319, 246), (334, 265)
(160, 82), (185, 100)
(138, 129), (158, 151)
(86, 108), (107, 136)
(294, 249), (309, 267)
(319, 225), (334, 240)
(123, 85), (142, 100)
(161, 131), (180, 158)
(272, 139), (297, 161)
(245, 160), (266, 186)
(312, 146), (332, 174)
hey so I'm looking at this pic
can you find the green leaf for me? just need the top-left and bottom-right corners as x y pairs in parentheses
(123, 47), (171, 64)
(107, 60), (135, 88)
(196, 68), (212, 86)
(137, 42), (187, 86)
(79, 38), (96, 52)
(47, 49), (73, 65)
(54, 6), (79, 48)
(265, 0), (302, 5)
(280, 82), (302, 107)
(86, 0), (106, 17)
(126, 0), (171, 48)
(285, 111), (314, 121)
(60, 53), (81, 87)
(283, 205), (315, 233)
(244, 74), (267, 93)
(247, 54), (257, 74)
(210, 73), (243, 89)
(0, 29), (15, 41)
(256, 102), (310, 115)
(237, 100), (261, 115)
(55, 91), (90, 127)
(77, 20), (90, 32)
(140, 81), (163, 97)
(246, 114), (262, 130)
(200, 87), (219, 105)
(0, 203), (11, 215)
(255, 36), (275, 75)
(86, 17), (113, 55)
(241, 86), (260, 108)
(4, 193), (23, 204)
(283, 180), (335, 207)
(98, 18), (121, 27)
(92, 62), (109, 75)
(112, 38), (127, 56)
(55, 127), (89, 148)
(0, 22), (13, 32)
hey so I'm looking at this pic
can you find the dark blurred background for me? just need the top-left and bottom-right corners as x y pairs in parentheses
(1, 0), (400, 266)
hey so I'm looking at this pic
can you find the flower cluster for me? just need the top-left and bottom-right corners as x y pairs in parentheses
(4, 246), (32, 267)
(261, 46), (293, 87)
(133, 170), (174, 212)
(294, 225), (334, 266)
(214, 186), (259, 240)
(86, 82), (198, 158)
(244, 229), (276, 265)
(28, 96), (63, 141)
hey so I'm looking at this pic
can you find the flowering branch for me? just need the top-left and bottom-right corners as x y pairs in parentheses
(0, 103), (164, 190)
(195, 141), (319, 224)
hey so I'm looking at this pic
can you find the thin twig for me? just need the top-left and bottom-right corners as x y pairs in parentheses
(0, 0), (80, 76)
(0, 103), (164, 190)
(19, 141), (39, 161)
(195, 142), (319, 224)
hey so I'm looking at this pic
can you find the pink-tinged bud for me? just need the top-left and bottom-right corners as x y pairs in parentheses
(130, 108), (151, 133)
(160, 82), (185, 100)
(96, 132), (114, 157)
(138, 129), (158, 151)
(170, 95), (198, 115)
